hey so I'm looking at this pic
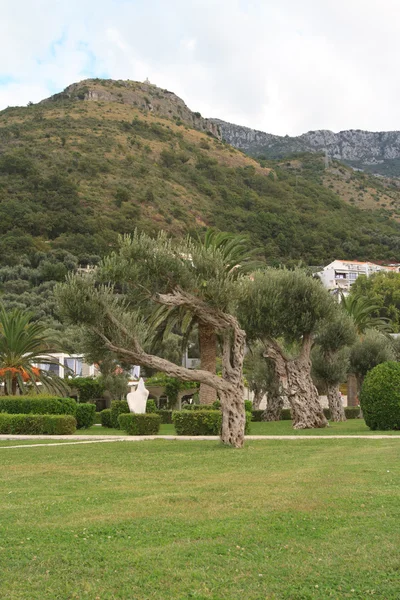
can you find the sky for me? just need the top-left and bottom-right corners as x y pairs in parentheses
(2, 0), (400, 136)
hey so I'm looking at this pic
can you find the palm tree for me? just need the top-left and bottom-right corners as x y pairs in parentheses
(340, 293), (392, 335)
(0, 306), (67, 395)
(151, 230), (263, 404)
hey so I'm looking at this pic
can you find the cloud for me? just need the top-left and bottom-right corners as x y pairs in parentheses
(1, 0), (400, 135)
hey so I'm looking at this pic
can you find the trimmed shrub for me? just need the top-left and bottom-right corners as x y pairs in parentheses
(182, 404), (216, 411)
(173, 409), (221, 435)
(110, 400), (129, 429)
(245, 400), (252, 412)
(146, 399), (157, 413)
(0, 414), (76, 435)
(360, 361), (400, 430)
(118, 413), (161, 435)
(100, 408), (112, 428)
(76, 403), (96, 429)
(344, 406), (360, 419)
(280, 409), (292, 420)
(0, 396), (76, 416)
(252, 409), (264, 422)
(157, 409), (172, 424)
(172, 410), (251, 436)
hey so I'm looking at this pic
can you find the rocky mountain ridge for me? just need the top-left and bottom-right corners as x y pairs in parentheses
(43, 78), (221, 139)
(214, 119), (400, 177)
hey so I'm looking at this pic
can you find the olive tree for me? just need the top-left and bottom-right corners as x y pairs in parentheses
(244, 341), (280, 414)
(239, 270), (335, 429)
(349, 329), (395, 392)
(56, 231), (249, 448)
(312, 310), (357, 421)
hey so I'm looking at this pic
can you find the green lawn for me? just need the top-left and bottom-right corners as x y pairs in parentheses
(73, 419), (400, 437)
(1, 439), (399, 599)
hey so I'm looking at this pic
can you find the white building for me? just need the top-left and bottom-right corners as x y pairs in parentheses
(316, 260), (399, 294)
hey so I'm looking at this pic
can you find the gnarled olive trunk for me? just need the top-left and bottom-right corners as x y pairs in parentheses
(199, 322), (217, 405)
(252, 389), (264, 410)
(327, 383), (346, 421)
(219, 384), (246, 448)
(263, 391), (284, 421)
(266, 336), (328, 429)
(286, 359), (327, 428)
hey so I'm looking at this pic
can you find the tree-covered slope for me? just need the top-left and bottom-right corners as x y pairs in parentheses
(1, 78), (400, 274)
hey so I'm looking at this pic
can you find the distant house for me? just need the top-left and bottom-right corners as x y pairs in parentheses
(34, 353), (97, 379)
(316, 260), (399, 294)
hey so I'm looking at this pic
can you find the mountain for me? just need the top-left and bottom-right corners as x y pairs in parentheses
(215, 119), (400, 177)
(1, 78), (400, 273)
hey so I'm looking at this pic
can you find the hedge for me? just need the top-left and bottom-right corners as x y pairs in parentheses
(146, 399), (157, 413)
(157, 409), (173, 424)
(0, 395), (76, 416)
(182, 404), (216, 411)
(251, 406), (360, 423)
(76, 403), (96, 429)
(252, 409), (265, 422)
(118, 413), (161, 435)
(344, 407), (360, 419)
(110, 400), (129, 428)
(100, 408), (112, 428)
(281, 409), (292, 420)
(0, 414), (77, 435)
(172, 410), (251, 436)
(360, 361), (400, 430)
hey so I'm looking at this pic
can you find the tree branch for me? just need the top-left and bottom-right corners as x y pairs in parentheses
(155, 289), (237, 332)
(93, 328), (232, 392)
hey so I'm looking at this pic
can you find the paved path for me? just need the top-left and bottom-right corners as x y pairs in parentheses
(1, 434), (400, 449)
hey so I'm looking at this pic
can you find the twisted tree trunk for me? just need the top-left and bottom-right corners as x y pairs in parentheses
(99, 289), (247, 447)
(265, 336), (328, 429)
(199, 322), (217, 405)
(252, 388), (264, 410)
(219, 385), (246, 447)
(263, 392), (284, 421)
(327, 384), (346, 421)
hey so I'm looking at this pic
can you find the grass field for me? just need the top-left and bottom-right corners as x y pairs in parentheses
(71, 419), (400, 437)
(1, 438), (399, 599)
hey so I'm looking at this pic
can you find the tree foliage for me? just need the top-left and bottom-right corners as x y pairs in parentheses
(349, 272), (400, 332)
(0, 305), (67, 395)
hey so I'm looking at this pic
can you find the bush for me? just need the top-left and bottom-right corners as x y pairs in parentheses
(118, 413), (161, 435)
(280, 409), (292, 420)
(212, 400), (221, 409)
(344, 406), (360, 419)
(0, 414), (76, 435)
(100, 408), (112, 428)
(252, 409), (264, 422)
(146, 399), (157, 413)
(75, 403), (96, 429)
(110, 400), (129, 428)
(245, 400), (252, 412)
(0, 395), (76, 416)
(360, 361), (400, 430)
(182, 404), (215, 411)
(173, 410), (222, 435)
(173, 410), (251, 436)
(157, 409), (172, 424)
(70, 378), (104, 402)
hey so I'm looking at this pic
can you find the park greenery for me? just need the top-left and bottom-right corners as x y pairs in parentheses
(1, 438), (399, 599)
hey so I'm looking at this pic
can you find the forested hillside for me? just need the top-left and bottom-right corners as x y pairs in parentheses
(1, 79), (400, 324)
